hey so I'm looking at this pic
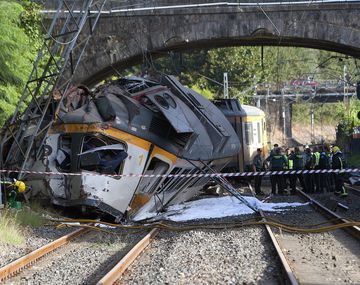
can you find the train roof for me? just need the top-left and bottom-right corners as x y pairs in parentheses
(57, 75), (240, 161)
(212, 99), (265, 117)
(241, 105), (265, 117)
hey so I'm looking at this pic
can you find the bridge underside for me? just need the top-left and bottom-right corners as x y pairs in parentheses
(66, 2), (360, 86)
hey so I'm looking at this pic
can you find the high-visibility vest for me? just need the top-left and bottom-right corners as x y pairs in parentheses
(314, 152), (320, 166)
(288, 159), (293, 170)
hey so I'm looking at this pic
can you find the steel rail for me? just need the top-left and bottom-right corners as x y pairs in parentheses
(0, 227), (90, 282)
(345, 184), (360, 197)
(259, 209), (299, 285)
(96, 228), (159, 285)
(296, 189), (360, 239)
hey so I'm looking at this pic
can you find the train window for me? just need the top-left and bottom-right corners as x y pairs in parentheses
(244, 122), (253, 145)
(257, 122), (261, 144)
(56, 135), (72, 171)
(138, 157), (169, 194)
(79, 135), (127, 175)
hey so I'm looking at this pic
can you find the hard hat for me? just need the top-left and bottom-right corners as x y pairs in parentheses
(332, 146), (340, 153)
(15, 180), (26, 193)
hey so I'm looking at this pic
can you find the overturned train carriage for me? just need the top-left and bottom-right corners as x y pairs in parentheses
(21, 76), (240, 221)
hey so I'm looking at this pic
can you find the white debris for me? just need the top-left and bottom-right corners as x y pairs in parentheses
(134, 196), (308, 222)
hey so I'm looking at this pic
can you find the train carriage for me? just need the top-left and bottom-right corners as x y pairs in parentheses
(213, 99), (268, 172)
(20, 76), (240, 221)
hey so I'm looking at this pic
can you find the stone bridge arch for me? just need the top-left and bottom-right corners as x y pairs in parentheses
(68, 2), (360, 85)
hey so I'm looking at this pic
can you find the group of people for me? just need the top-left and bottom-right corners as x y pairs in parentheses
(252, 143), (347, 197)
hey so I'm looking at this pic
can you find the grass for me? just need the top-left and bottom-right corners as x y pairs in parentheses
(15, 206), (47, 227)
(0, 210), (25, 246)
(0, 204), (48, 246)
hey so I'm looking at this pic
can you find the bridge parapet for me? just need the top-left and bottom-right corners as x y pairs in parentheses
(38, 0), (360, 85)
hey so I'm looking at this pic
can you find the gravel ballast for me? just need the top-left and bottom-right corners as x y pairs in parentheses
(267, 195), (360, 285)
(121, 226), (282, 285)
(4, 228), (147, 285)
(0, 226), (73, 268)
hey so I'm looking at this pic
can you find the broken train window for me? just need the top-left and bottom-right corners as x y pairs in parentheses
(79, 135), (128, 174)
(56, 135), (72, 171)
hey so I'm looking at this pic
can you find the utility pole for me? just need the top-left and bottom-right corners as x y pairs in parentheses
(282, 88), (286, 145)
(343, 64), (350, 118)
(223, 72), (229, 99)
(310, 107), (315, 143)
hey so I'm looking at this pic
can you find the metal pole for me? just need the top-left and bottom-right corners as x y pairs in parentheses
(282, 89), (286, 144)
(311, 108), (314, 143)
(223, 72), (229, 99)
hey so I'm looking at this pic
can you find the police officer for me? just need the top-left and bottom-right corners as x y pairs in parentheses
(289, 147), (306, 194)
(312, 146), (321, 193)
(268, 147), (287, 195)
(252, 148), (264, 195)
(283, 148), (292, 192)
(319, 144), (331, 193)
(269, 143), (279, 157)
(332, 146), (348, 197)
(304, 146), (314, 193)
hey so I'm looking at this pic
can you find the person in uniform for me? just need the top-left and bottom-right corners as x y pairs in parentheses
(283, 148), (292, 193)
(311, 146), (321, 193)
(304, 146), (314, 193)
(289, 146), (306, 194)
(319, 144), (331, 193)
(268, 147), (287, 195)
(252, 148), (264, 195)
(332, 146), (348, 197)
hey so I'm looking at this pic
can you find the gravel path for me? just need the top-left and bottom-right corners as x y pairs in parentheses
(266, 195), (360, 285)
(4, 228), (147, 285)
(0, 226), (73, 268)
(120, 224), (282, 285)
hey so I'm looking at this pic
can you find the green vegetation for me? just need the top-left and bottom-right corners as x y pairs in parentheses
(0, 0), (41, 125)
(293, 99), (360, 126)
(347, 154), (360, 168)
(0, 205), (47, 245)
(0, 210), (25, 245)
(15, 206), (47, 227)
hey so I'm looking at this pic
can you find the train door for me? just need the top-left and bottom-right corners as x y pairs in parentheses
(129, 146), (175, 214)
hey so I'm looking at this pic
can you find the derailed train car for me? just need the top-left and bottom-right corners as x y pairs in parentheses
(213, 99), (268, 172)
(24, 76), (241, 221)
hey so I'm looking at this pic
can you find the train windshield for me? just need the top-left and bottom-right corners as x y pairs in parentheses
(79, 135), (127, 175)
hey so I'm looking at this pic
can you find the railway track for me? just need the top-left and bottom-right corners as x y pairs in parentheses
(263, 189), (360, 284)
(0, 227), (90, 282)
(97, 228), (159, 285)
(0, 224), (153, 285)
(346, 184), (360, 197)
(1, 187), (359, 284)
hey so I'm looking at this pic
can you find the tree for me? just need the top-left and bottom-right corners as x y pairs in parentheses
(0, 0), (41, 125)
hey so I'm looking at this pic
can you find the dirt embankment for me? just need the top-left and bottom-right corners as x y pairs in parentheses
(268, 124), (336, 146)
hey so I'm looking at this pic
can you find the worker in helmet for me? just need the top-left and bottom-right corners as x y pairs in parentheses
(332, 146), (347, 197)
